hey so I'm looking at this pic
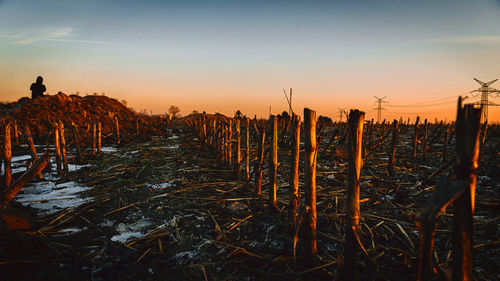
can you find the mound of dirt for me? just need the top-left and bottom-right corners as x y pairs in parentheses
(0, 93), (165, 143)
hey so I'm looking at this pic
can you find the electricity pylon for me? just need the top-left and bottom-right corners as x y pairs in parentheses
(470, 78), (500, 123)
(374, 96), (388, 123)
(338, 108), (347, 122)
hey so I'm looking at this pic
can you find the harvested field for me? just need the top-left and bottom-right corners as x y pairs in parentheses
(0, 100), (498, 281)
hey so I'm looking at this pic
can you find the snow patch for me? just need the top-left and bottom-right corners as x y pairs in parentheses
(11, 155), (33, 162)
(111, 218), (152, 243)
(100, 146), (117, 153)
(171, 239), (212, 265)
(68, 163), (91, 172)
(146, 182), (173, 190)
(99, 219), (114, 228)
(111, 232), (144, 243)
(15, 181), (92, 215)
(58, 227), (83, 235)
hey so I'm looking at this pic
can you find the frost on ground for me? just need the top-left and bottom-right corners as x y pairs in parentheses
(2, 154), (33, 174)
(100, 146), (117, 153)
(146, 182), (174, 190)
(10, 152), (93, 215)
(111, 218), (152, 242)
(171, 239), (212, 265)
(15, 181), (92, 215)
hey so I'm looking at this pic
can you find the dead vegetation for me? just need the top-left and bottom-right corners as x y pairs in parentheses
(0, 97), (498, 281)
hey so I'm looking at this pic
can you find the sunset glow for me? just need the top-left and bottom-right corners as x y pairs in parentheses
(1, 0), (499, 122)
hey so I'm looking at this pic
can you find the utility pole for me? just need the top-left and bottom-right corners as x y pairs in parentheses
(374, 96), (388, 123)
(470, 78), (500, 123)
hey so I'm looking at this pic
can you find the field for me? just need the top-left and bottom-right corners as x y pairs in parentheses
(0, 95), (499, 281)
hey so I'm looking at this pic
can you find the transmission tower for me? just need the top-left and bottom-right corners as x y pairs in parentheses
(374, 96), (388, 123)
(338, 108), (347, 122)
(470, 78), (500, 123)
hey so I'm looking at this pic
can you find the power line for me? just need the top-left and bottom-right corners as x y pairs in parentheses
(387, 99), (459, 108)
(386, 94), (463, 108)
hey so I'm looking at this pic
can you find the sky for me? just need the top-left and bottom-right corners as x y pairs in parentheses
(1, 0), (500, 122)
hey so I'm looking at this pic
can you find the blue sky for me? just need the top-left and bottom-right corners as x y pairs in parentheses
(1, 0), (499, 120)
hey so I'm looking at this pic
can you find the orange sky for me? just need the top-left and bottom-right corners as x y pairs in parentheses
(1, 0), (499, 122)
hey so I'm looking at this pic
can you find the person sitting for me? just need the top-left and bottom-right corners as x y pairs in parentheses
(30, 76), (46, 99)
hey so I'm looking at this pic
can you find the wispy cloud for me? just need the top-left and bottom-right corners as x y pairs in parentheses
(0, 27), (111, 45)
(0, 34), (22, 39)
(429, 35), (500, 45)
(44, 38), (112, 45)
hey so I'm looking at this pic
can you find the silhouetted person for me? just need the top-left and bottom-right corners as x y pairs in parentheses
(30, 76), (46, 99)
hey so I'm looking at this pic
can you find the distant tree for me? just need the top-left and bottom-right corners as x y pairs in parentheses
(235, 110), (243, 119)
(102, 92), (106, 96)
(120, 99), (128, 106)
(169, 105), (180, 117)
(93, 92), (98, 96)
(192, 110), (199, 115)
(76, 91), (80, 96)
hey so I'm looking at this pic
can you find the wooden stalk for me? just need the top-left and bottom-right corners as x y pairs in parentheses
(304, 108), (317, 258)
(202, 114), (207, 144)
(23, 124), (38, 163)
(13, 121), (18, 145)
(362, 120), (371, 158)
(245, 118), (250, 182)
(92, 122), (96, 156)
(269, 115), (278, 209)
(71, 122), (82, 164)
(228, 119), (232, 166)
(343, 109), (365, 280)
(416, 181), (468, 281)
(97, 121), (102, 154)
(479, 121), (488, 157)
(212, 119), (217, 151)
(54, 122), (62, 174)
(452, 98), (482, 281)
(368, 119), (374, 151)
(3, 123), (12, 188)
(222, 124), (227, 166)
(423, 119), (428, 159)
(378, 120), (385, 153)
(289, 114), (301, 225)
(58, 120), (68, 172)
(388, 120), (399, 177)
(253, 126), (265, 196)
(442, 124), (449, 163)
(136, 119), (140, 136)
(234, 118), (241, 179)
(114, 115), (120, 145)
(413, 116), (420, 159)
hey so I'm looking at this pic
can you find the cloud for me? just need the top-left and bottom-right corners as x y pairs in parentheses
(429, 35), (500, 45)
(0, 27), (111, 45)
(45, 38), (112, 45)
(0, 34), (21, 38)
(15, 27), (72, 45)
